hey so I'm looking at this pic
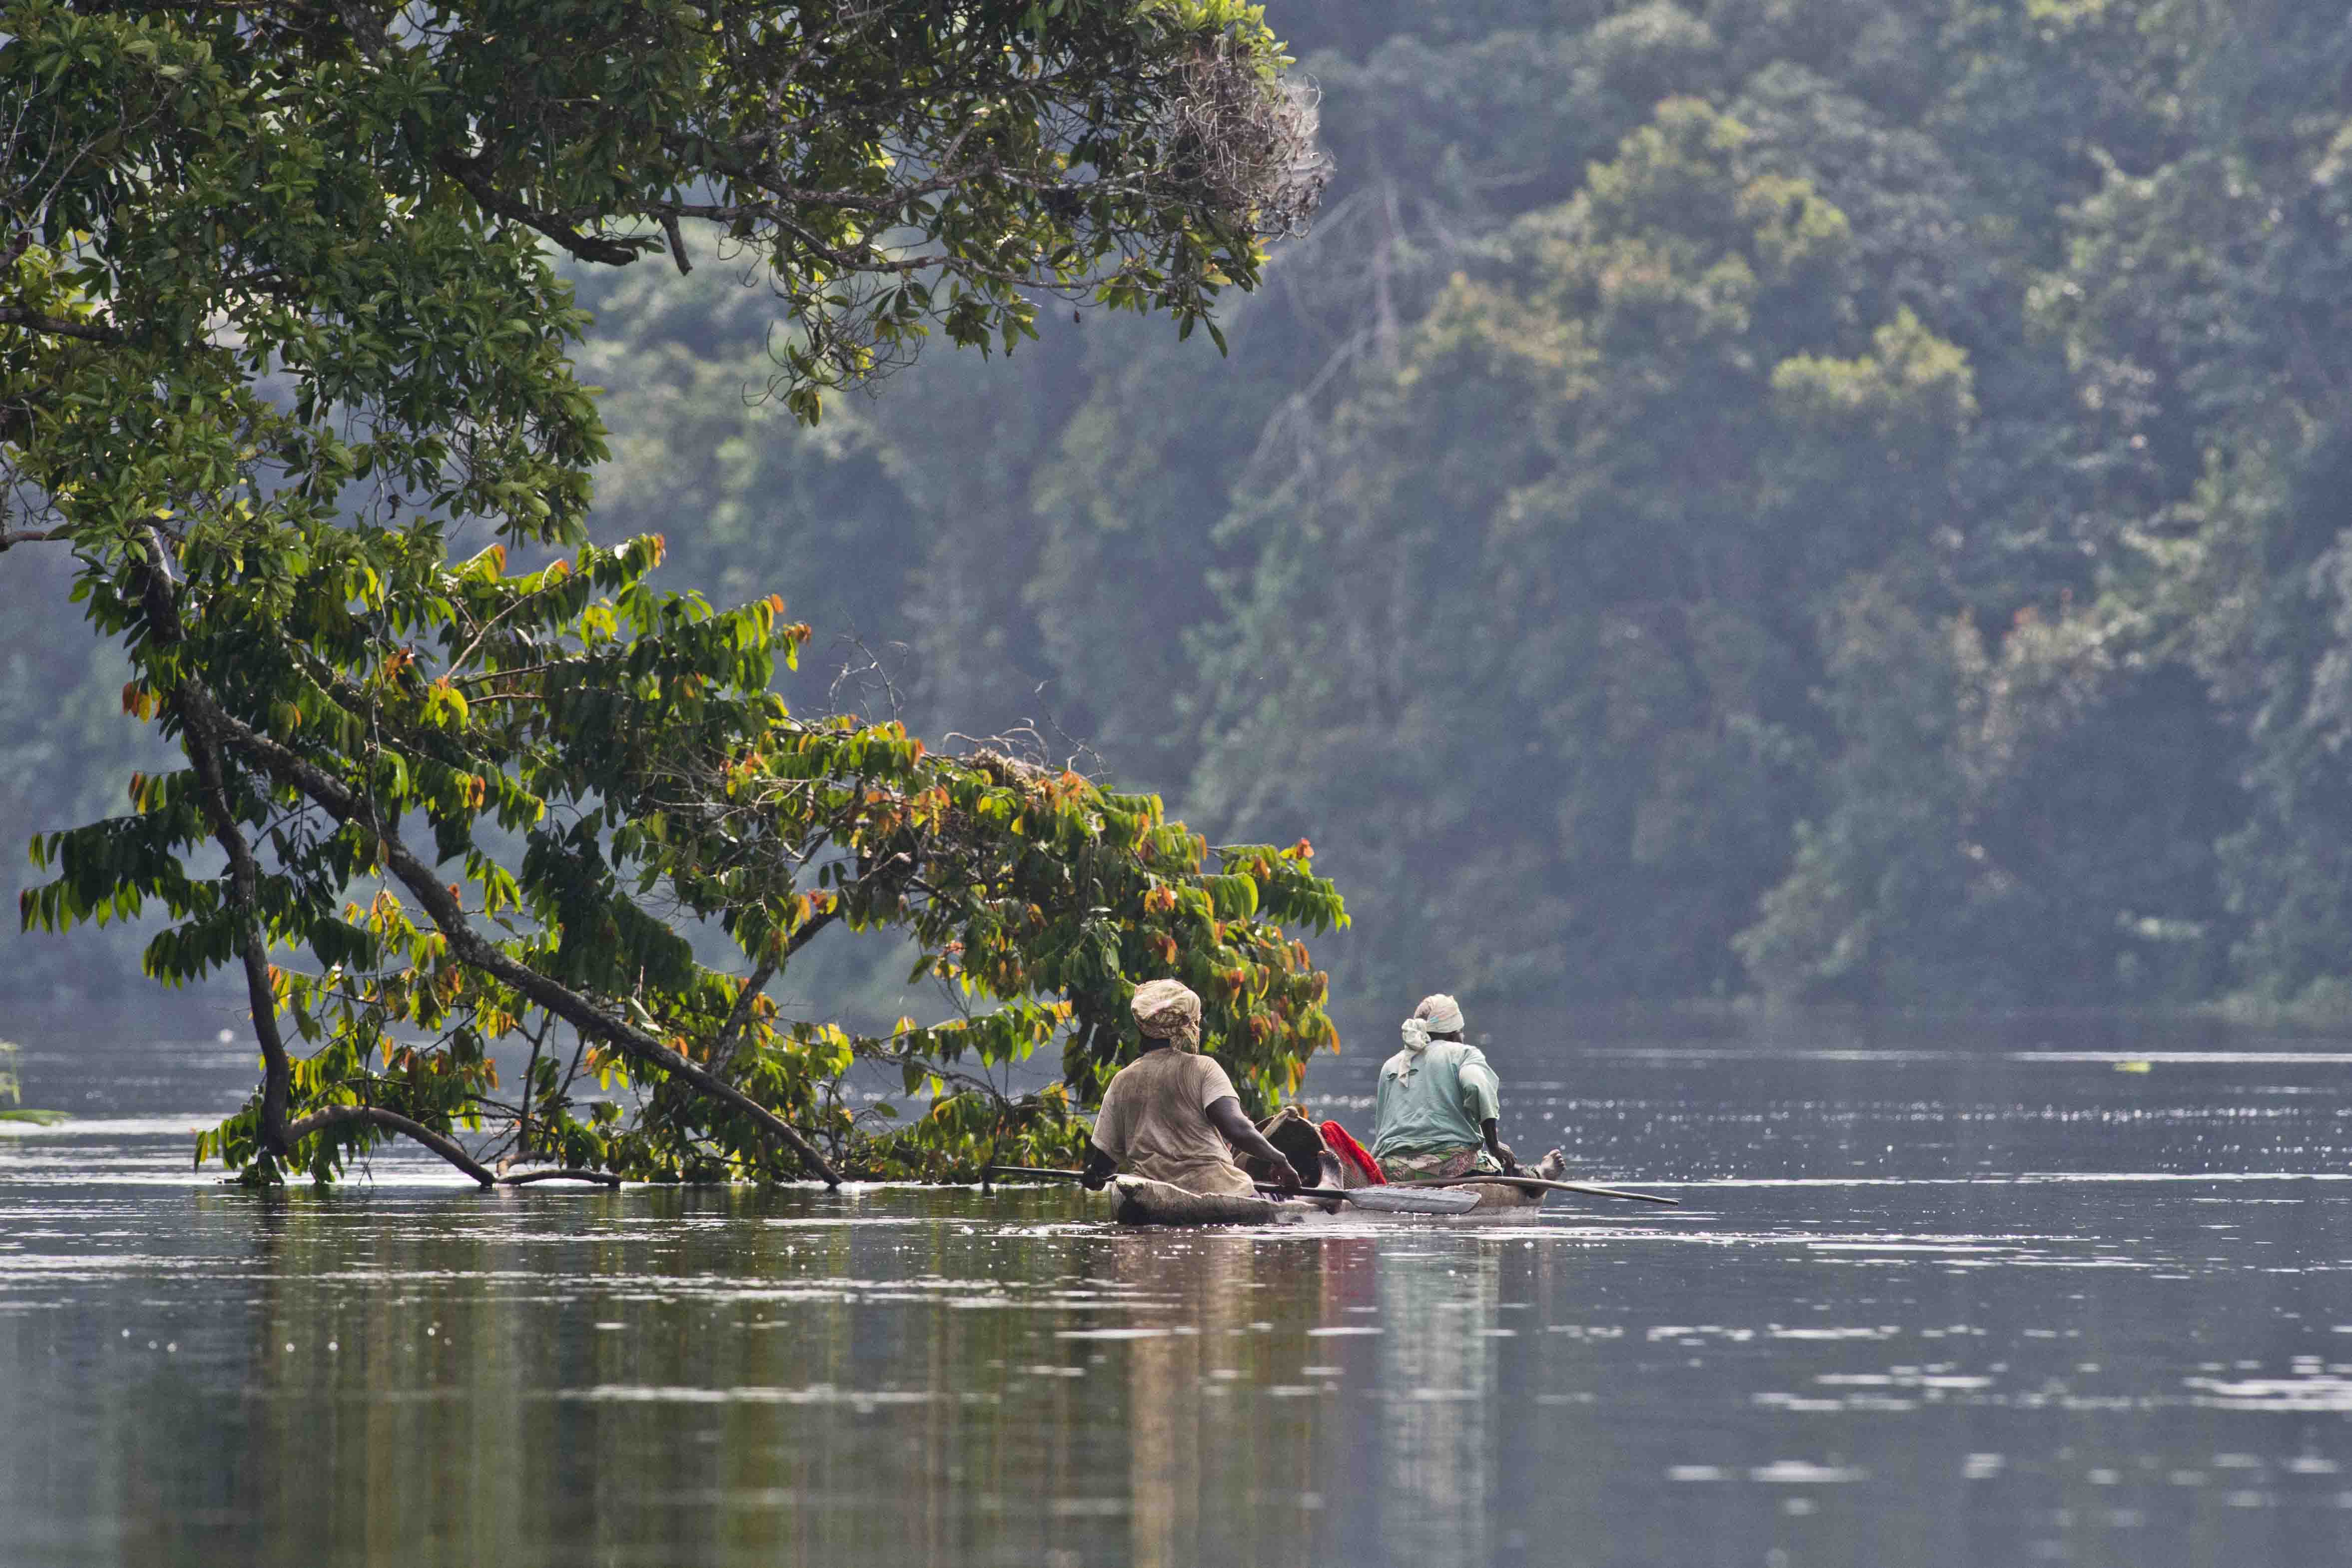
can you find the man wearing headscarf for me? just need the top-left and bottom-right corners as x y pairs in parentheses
(1080, 978), (1303, 1198)
(1371, 994), (1527, 1180)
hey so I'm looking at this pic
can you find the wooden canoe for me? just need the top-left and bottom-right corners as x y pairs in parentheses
(1107, 1174), (1543, 1226)
(1111, 1176), (1305, 1226)
(1099, 1113), (1567, 1226)
(1440, 1177), (1550, 1212)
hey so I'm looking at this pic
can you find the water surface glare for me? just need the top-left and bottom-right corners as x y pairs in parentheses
(6, 1012), (2352, 1566)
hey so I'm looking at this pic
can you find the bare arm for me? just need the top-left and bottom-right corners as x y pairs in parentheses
(1206, 1098), (1302, 1191)
(1481, 1117), (1518, 1174)
(1081, 1143), (1120, 1191)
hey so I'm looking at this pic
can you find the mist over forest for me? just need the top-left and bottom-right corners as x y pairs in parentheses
(8, 0), (2350, 1023)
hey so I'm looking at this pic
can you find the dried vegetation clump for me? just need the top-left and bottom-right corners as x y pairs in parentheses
(1162, 42), (1330, 242)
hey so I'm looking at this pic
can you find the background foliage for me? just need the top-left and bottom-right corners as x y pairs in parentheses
(10, 0), (2352, 1034)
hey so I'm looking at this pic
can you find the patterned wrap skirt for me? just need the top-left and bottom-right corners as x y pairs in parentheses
(1378, 1146), (1503, 1181)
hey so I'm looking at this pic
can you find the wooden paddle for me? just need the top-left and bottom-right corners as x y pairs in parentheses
(1273, 1183), (1479, 1214)
(1393, 1173), (1679, 1206)
(987, 1165), (1481, 1215)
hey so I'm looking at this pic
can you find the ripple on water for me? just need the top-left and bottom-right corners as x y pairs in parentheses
(1749, 1462), (1869, 1484)
(2186, 1376), (2352, 1411)
(551, 1385), (951, 1409)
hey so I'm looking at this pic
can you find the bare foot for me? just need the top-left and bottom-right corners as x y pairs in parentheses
(1532, 1148), (1567, 1180)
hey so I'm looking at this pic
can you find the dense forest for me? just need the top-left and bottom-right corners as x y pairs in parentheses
(8, 0), (2351, 1019)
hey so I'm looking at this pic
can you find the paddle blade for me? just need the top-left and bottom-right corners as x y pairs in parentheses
(1557, 1182), (1678, 1206)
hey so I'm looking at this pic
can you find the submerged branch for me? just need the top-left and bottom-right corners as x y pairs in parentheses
(499, 1166), (623, 1188)
(285, 1104), (496, 1185)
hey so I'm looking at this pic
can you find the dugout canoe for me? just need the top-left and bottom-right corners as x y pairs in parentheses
(1107, 1174), (1546, 1227)
(1109, 1176), (1305, 1226)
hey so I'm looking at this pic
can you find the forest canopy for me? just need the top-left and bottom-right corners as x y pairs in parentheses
(9, 0), (2352, 1052)
(557, 0), (2352, 1016)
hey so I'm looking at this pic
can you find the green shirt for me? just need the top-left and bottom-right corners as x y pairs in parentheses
(1371, 1040), (1502, 1158)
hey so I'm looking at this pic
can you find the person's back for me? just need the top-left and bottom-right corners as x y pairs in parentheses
(1093, 1048), (1259, 1198)
(1368, 992), (1528, 1181)
(1081, 978), (1303, 1200)
(1373, 1038), (1497, 1160)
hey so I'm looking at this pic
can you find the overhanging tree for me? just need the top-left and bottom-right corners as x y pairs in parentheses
(1, 0), (1337, 1184)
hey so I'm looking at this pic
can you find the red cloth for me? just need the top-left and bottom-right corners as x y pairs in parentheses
(1321, 1120), (1386, 1185)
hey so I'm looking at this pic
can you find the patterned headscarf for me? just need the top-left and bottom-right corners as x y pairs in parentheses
(1401, 993), (1465, 1054)
(1131, 978), (1204, 1054)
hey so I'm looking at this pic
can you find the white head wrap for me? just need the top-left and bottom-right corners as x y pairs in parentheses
(1131, 978), (1204, 1054)
(1400, 993), (1464, 1053)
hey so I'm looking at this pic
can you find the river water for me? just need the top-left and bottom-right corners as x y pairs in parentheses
(6, 1007), (2352, 1567)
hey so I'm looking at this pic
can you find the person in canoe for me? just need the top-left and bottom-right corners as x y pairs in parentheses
(1080, 979), (1304, 1199)
(1371, 993), (1557, 1181)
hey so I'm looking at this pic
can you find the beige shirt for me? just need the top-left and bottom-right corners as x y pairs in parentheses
(1090, 1048), (1258, 1198)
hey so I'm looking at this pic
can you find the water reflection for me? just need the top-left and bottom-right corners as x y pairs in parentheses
(12, 1015), (2352, 1566)
(1116, 1235), (1239, 1566)
(1375, 1247), (1498, 1564)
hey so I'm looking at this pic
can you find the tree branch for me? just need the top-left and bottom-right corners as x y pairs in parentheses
(0, 306), (124, 344)
(284, 1104), (495, 1185)
(513, 1009), (551, 1161)
(150, 561), (505, 1193)
(713, 955), (777, 1066)
(707, 904), (838, 1068)
(187, 689), (844, 1185)
(432, 150), (645, 267)
(136, 539), (299, 1161)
